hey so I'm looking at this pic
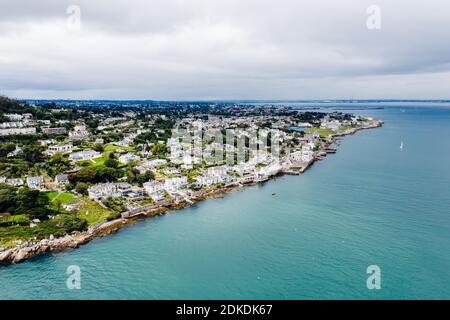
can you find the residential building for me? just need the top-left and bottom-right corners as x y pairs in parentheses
(42, 126), (67, 135)
(47, 144), (73, 155)
(164, 176), (188, 191)
(127, 186), (145, 201)
(149, 190), (165, 202)
(5, 178), (23, 187)
(118, 152), (140, 164)
(69, 149), (101, 162)
(143, 180), (164, 194)
(88, 183), (117, 200)
(0, 127), (36, 136)
(136, 159), (167, 173)
(196, 175), (222, 187)
(321, 119), (341, 132)
(69, 125), (90, 140)
(55, 174), (69, 185)
(26, 176), (44, 190)
(4, 113), (23, 121)
(207, 165), (228, 177)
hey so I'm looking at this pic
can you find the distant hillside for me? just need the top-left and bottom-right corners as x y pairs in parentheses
(0, 95), (32, 114)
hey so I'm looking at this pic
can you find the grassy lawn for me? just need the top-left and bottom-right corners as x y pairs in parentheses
(305, 127), (335, 138)
(92, 155), (108, 166)
(77, 155), (108, 167)
(75, 197), (114, 225)
(46, 191), (60, 202)
(0, 214), (29, 226)
(136, 198), (155, 206)
(46, 191), (78, 203)
(339, 125), (350, 132)
(104, 144), (134, 152)
(59, 193), (78, 203)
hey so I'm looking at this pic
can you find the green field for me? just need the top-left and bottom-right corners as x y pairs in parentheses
(104, 144), (134, 152)
(305, 127), (335, 138)
(47, 191), (78, 203)
(75, 197), (114, 225)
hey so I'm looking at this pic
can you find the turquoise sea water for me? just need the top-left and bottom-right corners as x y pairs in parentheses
(1, 104), (450, 299)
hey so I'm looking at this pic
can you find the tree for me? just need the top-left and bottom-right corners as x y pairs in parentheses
(0, 184), (17, 212)
(71, 167), (96, 183)
(96, 165), (119, 182)
(22, 145), (44, 164)
(75, 182), (89, 195)
(136, 171), (155, 184)
(104, 157), (119, 168)
(0, 143), (16, 158)
(13, 188), (51, 218)
(92, 143), (104, 152)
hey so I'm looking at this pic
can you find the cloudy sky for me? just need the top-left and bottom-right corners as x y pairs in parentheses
(1, 0), (449, 100)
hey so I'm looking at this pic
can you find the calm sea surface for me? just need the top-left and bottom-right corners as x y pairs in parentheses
(1, 104), (450, 299)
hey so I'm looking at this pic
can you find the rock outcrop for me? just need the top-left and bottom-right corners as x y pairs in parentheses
(0, 218), (127, 265)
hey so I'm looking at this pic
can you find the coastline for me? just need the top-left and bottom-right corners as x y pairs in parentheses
(0, 119), (384, 266)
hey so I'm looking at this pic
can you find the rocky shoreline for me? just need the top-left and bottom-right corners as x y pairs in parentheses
(0, 119), (383, 266)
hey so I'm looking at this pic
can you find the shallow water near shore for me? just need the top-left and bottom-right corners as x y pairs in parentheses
(1, 104), (450, 299)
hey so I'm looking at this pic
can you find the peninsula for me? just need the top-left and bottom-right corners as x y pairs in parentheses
(0, 96), (383, 265)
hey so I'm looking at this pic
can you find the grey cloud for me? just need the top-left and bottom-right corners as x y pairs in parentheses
(0, 0), (450, 99)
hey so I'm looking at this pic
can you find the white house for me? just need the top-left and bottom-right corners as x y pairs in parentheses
(55, 174), (69, 185)
(88, 183), (117, 200)
(69, 149), (101, 162)
(321, 119), (341, 132)
(47, 144), (73, 155)
(0, 127), (36, 136)
(206, 165), (228, 177)
(127, 186), (145, 201)
(258, 163), (282, 177)
(5, 178), (23, 187)
(164, 176), (188, 191)
(4, 113), (23, 121)
(136, 159), (167, 173)
(233, 164), (254, 176)
(69, 125), (90, 140)
(302, 142), (316, 152)
(196, 175), (222, 187)
(118, 152), (140, 164)
(143, 180), (165, 194)
(27, 176), (44, 189)
(162, 167), (180, 175)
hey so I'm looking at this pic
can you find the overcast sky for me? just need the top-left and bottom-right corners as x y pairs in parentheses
(1, 0), (449, 100)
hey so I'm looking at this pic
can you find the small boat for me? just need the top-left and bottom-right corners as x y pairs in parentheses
(400, 141), (404, 151)
(272, 193), (276, 196)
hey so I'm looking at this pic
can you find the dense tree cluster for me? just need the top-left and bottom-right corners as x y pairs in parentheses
(0, 184), (52, 219)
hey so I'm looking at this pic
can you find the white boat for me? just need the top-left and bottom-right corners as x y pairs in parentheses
(400, 141), (404, 150)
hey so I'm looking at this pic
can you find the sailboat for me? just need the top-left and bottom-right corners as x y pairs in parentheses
(400, 141), (404, 151)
